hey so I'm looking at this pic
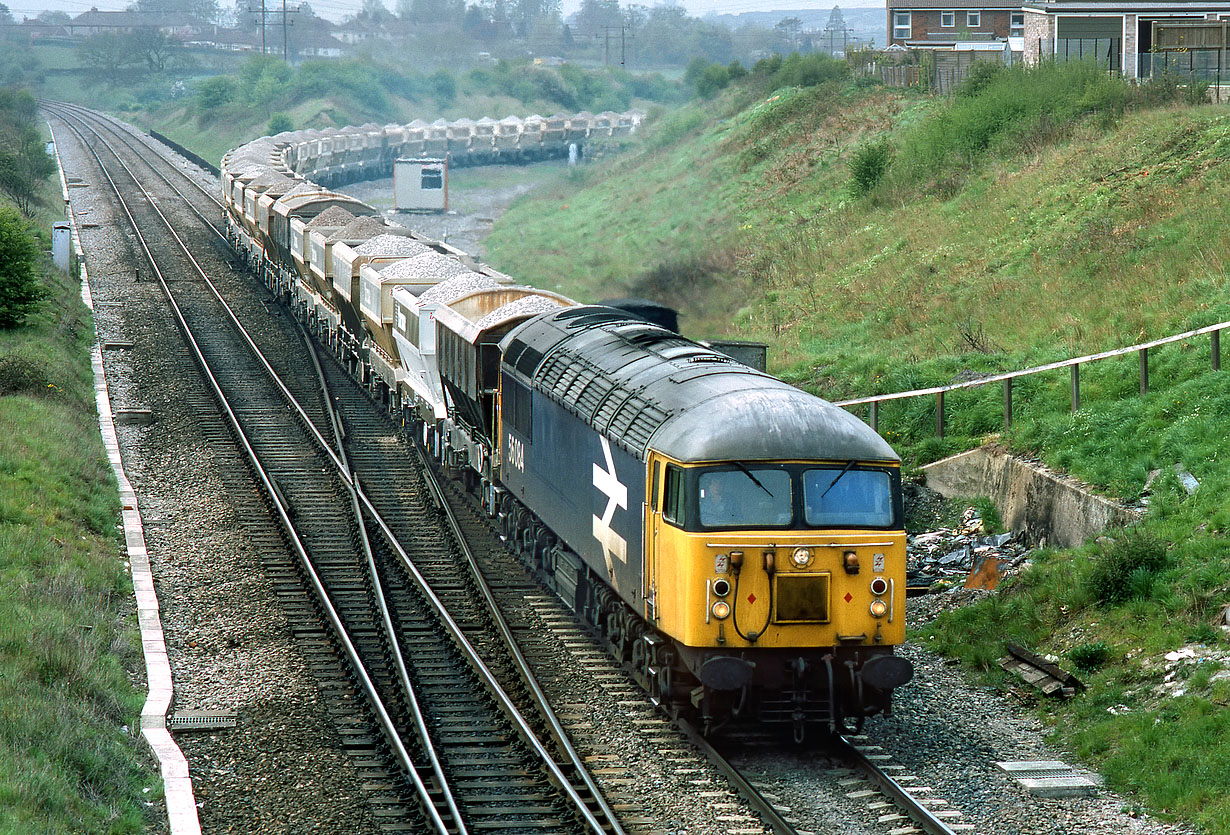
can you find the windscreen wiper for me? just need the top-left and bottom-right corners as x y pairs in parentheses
(733, 462), (773, 496)
(819, 460), (856, 499)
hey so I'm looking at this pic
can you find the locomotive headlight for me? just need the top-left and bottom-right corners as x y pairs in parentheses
(712, 578), (731, 597)
(712, 600), (731, 620)
(791, 547), (812, 568)
(870, 577), (889, 596)
(869, 599), (889, 618)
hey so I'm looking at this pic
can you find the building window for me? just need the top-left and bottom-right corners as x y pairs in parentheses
(941, 10), (955, 26)
(421, 167), (443, 190)
(966, 10), (981, 27)
(893, 11), (911, 39)
(1010, 12), (1024, 36)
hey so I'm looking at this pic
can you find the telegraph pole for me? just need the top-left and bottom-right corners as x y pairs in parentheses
(599, 24), (631, 66)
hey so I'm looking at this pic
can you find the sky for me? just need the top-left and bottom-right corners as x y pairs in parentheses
(7, 0), (884, 24)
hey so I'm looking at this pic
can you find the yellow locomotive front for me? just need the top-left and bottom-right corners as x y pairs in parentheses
(492, 305), (912, 736)
(641, 451), (912, 735)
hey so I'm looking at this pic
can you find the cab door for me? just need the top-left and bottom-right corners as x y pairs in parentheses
(643, 453), (665, 623)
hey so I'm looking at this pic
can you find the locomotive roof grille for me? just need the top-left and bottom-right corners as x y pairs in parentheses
(499, 306), (900, 463)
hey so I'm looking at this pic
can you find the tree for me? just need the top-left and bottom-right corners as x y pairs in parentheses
(35, 10), (70, 23)
(196, 75), (236, 108)
(400, 0), (464, 24)
(0, 4), (13, 24)
(826, 5), (845, 30)
(132, 28), (181, 71)
(358, 0), (392, 21)
(774, 16), (801, 49)
(0, 88), (55, 216)
(574, 0), (620, 35)
(509, 0), (558, 38)
(0, 208), (43, 328)
(79, 32), (139, 85)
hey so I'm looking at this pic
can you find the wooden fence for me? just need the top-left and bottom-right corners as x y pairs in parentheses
(836, 321), (1227, 437)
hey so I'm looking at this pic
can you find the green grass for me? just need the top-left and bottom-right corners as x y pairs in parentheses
(0, 184), (157, 831)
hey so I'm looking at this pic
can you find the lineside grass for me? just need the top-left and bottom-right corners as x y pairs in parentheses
(0, 226), (157, 831)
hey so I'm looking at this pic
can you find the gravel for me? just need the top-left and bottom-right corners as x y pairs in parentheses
(55, 113), (383, 835)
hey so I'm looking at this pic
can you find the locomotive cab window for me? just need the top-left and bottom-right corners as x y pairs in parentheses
(803, 467), (894, 528)
(698, 468), (792, 528)
(663, 464), (684, 524)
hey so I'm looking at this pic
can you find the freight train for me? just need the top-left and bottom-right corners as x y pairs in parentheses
(220, 113), (913, 738)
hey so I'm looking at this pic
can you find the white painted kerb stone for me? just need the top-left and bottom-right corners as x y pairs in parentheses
(55, 116), (202, 835)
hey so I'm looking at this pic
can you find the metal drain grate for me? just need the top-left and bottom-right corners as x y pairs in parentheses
(167, 710), (237, 731)
(996, 761), (1102, 797)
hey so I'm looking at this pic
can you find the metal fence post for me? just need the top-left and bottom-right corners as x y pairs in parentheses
(1003, 378), (1013, 429)
(1214, 329), (1222, 371)
(1071, 364), (1081, 412)
(1139, 347), (1149, 394)
(870, 400), (879, 433)
(936, 391), (945, 438)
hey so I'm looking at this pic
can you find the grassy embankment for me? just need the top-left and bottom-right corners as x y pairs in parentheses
(484, 63), (1230, 832)
(0, 184), (157, 826)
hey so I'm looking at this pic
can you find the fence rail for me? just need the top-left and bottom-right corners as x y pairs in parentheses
(835, 321), (1227, 437)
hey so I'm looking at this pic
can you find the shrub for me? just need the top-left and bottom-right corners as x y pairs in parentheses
(0, 351), (51, 395)
(892, 60), (1153, 193)
(1068, 641), (1111, 672)
(696, 64), (731, 99)
(957, 60), (1004, 98)
(849, 138), (893, 196)
(0, 208), (44, 328)
(1086, 529), (1170, 604)
(267, 113), (293, 134)
(195, 76), (235, 110)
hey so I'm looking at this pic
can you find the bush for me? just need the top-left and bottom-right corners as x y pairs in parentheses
(696, 64), (731, 98)
(267, 113), (293, 134)
(1086, 529), (1170, 604)
(893, 61), (1142, 192)
(957, 60), (1005, 98)
(849, 138), (893, 196)
(0, 208), (44, 328)
(195, 75), (235, 110)
(1068, 641), (1111, 672)
(0, 351), (51, 396)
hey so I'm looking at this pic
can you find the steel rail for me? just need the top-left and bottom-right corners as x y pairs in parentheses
(412, 450), (628, 835)
(354, 474), (621, 835)
(41, 100), (224, 217)
(54, 104), (621, 835)
(306, 337), (469, 835)
(673, 717), (801, 835)
(834, 734), (960, 835)
(50, 108), (454, 833)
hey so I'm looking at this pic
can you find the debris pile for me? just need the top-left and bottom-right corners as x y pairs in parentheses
(907, 506), (1033, 592)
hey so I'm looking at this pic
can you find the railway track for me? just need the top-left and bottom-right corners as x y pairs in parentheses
(46, 102), (623, 835)
(51, 101), (973, 835)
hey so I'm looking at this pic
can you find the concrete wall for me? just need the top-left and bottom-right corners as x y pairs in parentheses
(921, 445), (1139, 549)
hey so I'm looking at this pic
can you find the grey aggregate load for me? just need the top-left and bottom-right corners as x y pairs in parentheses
(330, 217), (390, 243)
(475, 295), (567, 330)
(417, 273), (499, 305)
(356, 233), (430, 257)
(378, 252), (469, 282)
(305, 206), (356, 229)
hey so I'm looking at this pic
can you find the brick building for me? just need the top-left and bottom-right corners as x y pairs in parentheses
(886, 1), (1026, 45)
